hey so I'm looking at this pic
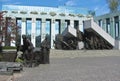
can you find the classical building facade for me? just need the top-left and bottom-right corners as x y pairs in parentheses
(2, 5), (92, 48)
(94, 12), (120, 39)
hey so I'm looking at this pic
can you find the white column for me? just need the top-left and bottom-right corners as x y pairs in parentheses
(51, 19), (56, 49)
(110, 17), (115, 38)
(100, 20), (103, 27)
(114, 16), (120, 50)
(79, 20), (83, 32)
(60, 19), (65, 34)
(70, 20), (74, 27)
(102, 19), (106, 31)
(119, 16), (120, 39)
(41, 18), (46, 42)
(31, 18), (36, 47)
(21, 18), (26, 45)
(98, 20), (102, 27)
(115, 39), (120, 50)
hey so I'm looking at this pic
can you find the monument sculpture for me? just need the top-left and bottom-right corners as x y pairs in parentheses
(54, 26), (113, 50)
(41, 34), (50, 64)
(16, 35), (50, 67)
(22, 35), (34, 61)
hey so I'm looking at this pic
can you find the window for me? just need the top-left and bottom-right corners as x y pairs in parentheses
(55, 20), (60, 35)
(46, 19), (51, 35)
(106, 18), (110, 34)
(98, 19), (102, 27)
(16, 18), (22, 45)
(74, 20), (79, 29)
(65, 20), (70, 27)
(26, 18), (32, 40)
(36, 19), (41, 47)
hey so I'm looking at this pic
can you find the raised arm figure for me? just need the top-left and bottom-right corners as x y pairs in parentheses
(22, 35), (34, 61)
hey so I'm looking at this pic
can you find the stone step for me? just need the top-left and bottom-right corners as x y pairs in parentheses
(0, 62), (23, 75)
(1, 51), (17, 62)
(50, 49), (120, 58)
(84, 20), (115, 47)
(0, 71), (13, 75)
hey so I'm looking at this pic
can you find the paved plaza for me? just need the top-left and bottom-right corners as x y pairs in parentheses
(14, 55), (120, 81)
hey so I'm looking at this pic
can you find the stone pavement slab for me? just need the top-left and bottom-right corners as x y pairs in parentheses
(14, 56), (120, 81)
(0, 75), (13, 81)
(50, 50), (120, 58)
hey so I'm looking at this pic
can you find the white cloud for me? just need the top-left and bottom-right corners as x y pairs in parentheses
(65, 0), (76, 6)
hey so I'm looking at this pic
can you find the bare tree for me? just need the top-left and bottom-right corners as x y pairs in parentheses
(106, 0), (120, 12)
(0, 11), (20, 46)
(0, 11), (5, 46)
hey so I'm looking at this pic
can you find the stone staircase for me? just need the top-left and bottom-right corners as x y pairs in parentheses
(62, 25), (77, 37)
(84, 19), (115, 48)
(50, 49), (120, 58)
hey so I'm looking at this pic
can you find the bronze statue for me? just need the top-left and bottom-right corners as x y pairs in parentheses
(22, 35), (34, 61)
(41, 34), (50, 64)
(54, 27), (113, 50)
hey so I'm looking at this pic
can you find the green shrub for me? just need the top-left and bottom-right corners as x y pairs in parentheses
(0, 54), (3, 61)
(3, 46), (16, 49)
(15, 58), (24, 63)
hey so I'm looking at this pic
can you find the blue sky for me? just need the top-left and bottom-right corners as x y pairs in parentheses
(0, 0), (110, 16)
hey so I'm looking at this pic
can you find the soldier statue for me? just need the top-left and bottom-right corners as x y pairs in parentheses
(22, 35), (34, 66)
(41, 34), (50, 64)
